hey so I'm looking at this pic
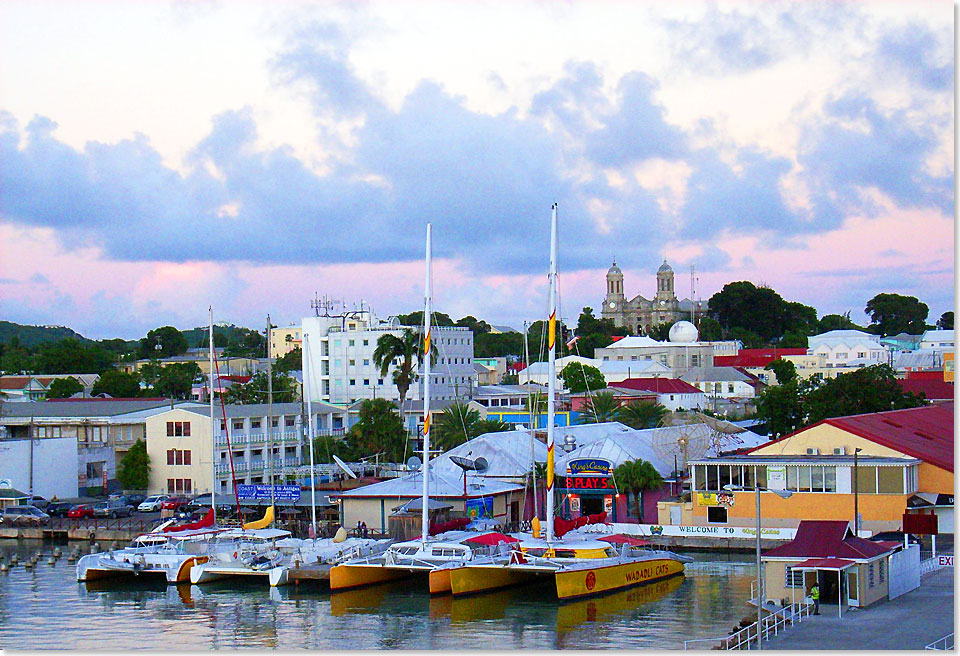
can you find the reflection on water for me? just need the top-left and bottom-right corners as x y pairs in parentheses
(0, 540), (757, 650)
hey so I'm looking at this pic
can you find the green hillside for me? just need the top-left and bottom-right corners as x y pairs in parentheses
(0, 321), (92, 348)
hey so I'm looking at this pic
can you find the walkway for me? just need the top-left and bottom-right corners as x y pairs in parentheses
(763, 568), (955, 650)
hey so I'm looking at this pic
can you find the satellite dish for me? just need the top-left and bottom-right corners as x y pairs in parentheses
(406, 455), (422, 471)
(450, 456), (478, 471)
(473, 457), (488, 474)
(332, 454), (357, 479)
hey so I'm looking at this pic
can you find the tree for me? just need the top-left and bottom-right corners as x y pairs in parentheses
(138, 360), (164, 389)
(275, 347), (302, 373)
(455, 316), (491, 335)
(474, 331), (524, 358)
(140, 326), (189, 359)
(803, 364), (926, 424)
(575, 307), (617, 339)
(577, 391), (620, 424)
(91, 369), (142, 398)
(347, 398), (407, 461)
(475, 418), (510, 435)
(373, 329), (429, 425)
(221, 370), (297, 404)
(153, 363), (201, 400)
(708, 281), (804, 343)
(116, 439), (150, 490)
(782, 301), (819, 336)
(613, 459), (663, 522)
(397, 311), (455, 327)
(313, 433), (354, 463)
(778, 332), (808, 349)
(864, 293), (929, 336)
(223, 326), (267, 358)
(46, 376), (84, 399)
(615, 401), (668, 429)
(433, 402), (483, 451)
(937, 312), (954, 330)
(559, 362), (605, 393)
(501, 372), (519, 385)
(764, 359), (798, 386)
(819, 311), (861, 333)
(696, 316), (723, 341)
(646, 321), (675, 342)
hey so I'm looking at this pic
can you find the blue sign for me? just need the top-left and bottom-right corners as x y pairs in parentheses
(567, 458), (612, 476)
(464, 497), (494, 520)
(236, 484), (301, 502)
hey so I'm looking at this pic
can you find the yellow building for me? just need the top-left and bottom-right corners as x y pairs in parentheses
(689, 403), (954, 534)
(270, 326), (302, 359)
(944, 352), (954, 382)
(120, 355), (261, 377)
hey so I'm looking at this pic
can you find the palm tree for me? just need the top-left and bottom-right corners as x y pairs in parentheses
(616, 401), (669, 429)
(433, 401), (482, 450)
(577, 391), (620, 424)
(373, 329), (424, 434)
(613, 459), (664, 522)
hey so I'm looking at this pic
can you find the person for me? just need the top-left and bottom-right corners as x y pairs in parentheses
(356, 520), (362, 537)
(810, 583), (820, 615)
(361, 521), (368, 538)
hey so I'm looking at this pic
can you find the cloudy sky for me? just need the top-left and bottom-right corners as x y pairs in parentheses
(0, 1), (953, 340)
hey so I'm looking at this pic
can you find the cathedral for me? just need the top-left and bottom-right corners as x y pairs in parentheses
(601, 260), (700, 335)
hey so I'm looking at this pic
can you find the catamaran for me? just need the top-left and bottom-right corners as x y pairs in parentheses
(439, 204), (692, 600)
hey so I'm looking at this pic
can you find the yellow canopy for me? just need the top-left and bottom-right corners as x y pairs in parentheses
(242, 505), (275, 530)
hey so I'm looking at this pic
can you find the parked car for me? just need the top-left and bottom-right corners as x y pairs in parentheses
(138, 495), (169, 512)
(1, 505), (50, 526)
(28, 495), (50, 510)
(45, 502), (75, 517)
(68, 504), (95, 519)
(869, 531), (922, 546)
(160, 496), (190, 512)
(126, 494), (147, 507)
(93, 499), (133, 518)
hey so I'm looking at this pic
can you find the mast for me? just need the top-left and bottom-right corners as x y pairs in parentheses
(304, 333), (317, 537)
(546, 203), (558, 544)
(267, 314), (275, 508)
(524, 320), (538, 519)
(209, 306), (216, 525)
(421, 223), (433, 545)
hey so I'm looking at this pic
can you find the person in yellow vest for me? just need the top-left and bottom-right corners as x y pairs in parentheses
(810, 583), (820, 615)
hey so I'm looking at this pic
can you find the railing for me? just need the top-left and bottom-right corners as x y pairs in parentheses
(683, 602), (812, 650)
(921, 557), (946, 574)
(925, 633), (954, 650)
(44, 516), (159, 535)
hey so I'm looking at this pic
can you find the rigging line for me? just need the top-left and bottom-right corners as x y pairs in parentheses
(213, 349), (242, 518)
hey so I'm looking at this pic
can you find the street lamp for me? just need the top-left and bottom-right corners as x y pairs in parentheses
(725, 482), (794, 650)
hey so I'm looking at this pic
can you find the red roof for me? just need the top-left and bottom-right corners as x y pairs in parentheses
(739, 348), (808, 357)
(218, 375), (251, 384)
(0, 377), (33, 390)
(764, 521), (894, 560)
(715, 348), (807, 368)
(611, 378), (703, 395)
(897, 379), (954, 401)
(793, 557), (856, 569)
(906, 371), (946, 381)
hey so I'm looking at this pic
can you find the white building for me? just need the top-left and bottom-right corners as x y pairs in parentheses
(302, 310), (474, 405)
(920, 329), (954, 351)
(516, 355), (670, 391)
(593, 322), (739, 377)
(806, 330), (888, 370)
(680, 366), (763, 400)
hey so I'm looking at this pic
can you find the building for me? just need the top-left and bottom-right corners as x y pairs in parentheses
(609, 378), (707, 411)
(688, 402), (954, 534)
(880, 332), (924, 353)
(517, 355), (671, 389)
(471, 384), (544, 409)
(713, 348), (812, 384)
(601, 260), (703, 333)
(473, 357), (507, 385)
(119, 353), (262, 377)
(593, 325), (736, 378)
(0, 376), (54, 402)
(566, 387), (657, 412)
(0, 399), (187, 497)
(920, 329), (954, 351)
(807, 330), (888, 371)
(270, 325), (303, 358)
(143, 401), (349, 497)
(680, 366), (765, 401)
(897, 379), (954, 403)
(301, 310), (474, 405)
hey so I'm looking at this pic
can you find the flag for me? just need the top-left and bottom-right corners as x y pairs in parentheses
(566, 335), (580, 349)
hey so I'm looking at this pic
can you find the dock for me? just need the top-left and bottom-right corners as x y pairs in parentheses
(286, 562), (333, 584)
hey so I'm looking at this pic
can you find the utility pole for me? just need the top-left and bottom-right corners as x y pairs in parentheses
(267, 314), (275, 508)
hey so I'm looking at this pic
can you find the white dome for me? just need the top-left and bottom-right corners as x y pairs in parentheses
(668, 321), (699, 343)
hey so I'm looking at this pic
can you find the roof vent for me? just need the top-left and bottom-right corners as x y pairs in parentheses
(913, 431), (936, 441)
(881, 418), (903, 428)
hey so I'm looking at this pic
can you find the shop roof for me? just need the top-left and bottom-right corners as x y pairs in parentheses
(763, 520), (894, 560)
(611, 378), (704, 395)
(0, 399), (180, 418)
(688, 454), (920, 467)
(793, 557), (856, 570)
(430, 429), (547, 480)
(334, 467), (522, 500)
(897, 379), (954, 401)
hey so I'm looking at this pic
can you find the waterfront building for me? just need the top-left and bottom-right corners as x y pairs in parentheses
(688, 402), (954, 534)
(143, 402), (348, 497)
(600, 260), (704, 333)
(609, 378), (707, 411)
(0, 399), (186, 497)
(301, 310), (474, 405)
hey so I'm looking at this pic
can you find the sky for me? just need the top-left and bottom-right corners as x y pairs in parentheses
(0, 0), (954, 340)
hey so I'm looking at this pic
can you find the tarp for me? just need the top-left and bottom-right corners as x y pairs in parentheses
(554, 512), (607, 539)
(598, 533), (651, 547)
(464, 532), (520, 546)
(163, 508), (214, 533)
(429, 517), (471, 536)
(242, 505), (275, 530)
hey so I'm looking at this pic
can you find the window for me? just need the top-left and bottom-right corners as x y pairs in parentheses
(251, 420), (261, 429)
(271, 418), (279, 428)
(349, 359), (355, 367)
(348, 340), (355, 347)
(167, 478), (175, 493)
(728, 383), (735, 393)
(285, 417), (295, 427)
(349, 379), (355, 386)
(868, 562), (875, 588)
(167, 450), (175, 465)
(879, 559), (885, 583)
(707, 507), (728, 523)
(877, 467), (904, 494)
(175, 450), (183, 465)
(785, 567), (805, 588)
(378, 379), (383, 385)
(363, 339), (368, 346)
(183, 450), (191, 465)
(836, 352), (848, 359)
(166, 421), (191, 437)
(363, 359), (370, 366)
(220, 420), (226, 431)
(363, 379), (370, 386)
(855, 466), (878, 494)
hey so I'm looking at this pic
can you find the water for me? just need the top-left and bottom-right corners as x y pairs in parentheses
(0, 540), (757, 650)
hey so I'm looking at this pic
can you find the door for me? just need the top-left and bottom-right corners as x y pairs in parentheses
(846, 568), (860, 607)
(580, 496), (604, 516)
(670, 505), (682, 525)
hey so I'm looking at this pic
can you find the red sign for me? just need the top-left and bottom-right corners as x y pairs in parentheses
(903, 512), (938, 535)
(937, 556), (953, 567)
(568, 476), (614, 490)
(585, 571), (596, 591)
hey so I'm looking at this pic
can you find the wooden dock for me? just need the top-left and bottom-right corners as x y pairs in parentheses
(287, 563), (333, 584)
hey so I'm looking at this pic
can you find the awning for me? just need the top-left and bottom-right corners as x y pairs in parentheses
(599, 533), (652, 547)
(463, 532), (520, 546)
(908, 493), (954, 508)
(792, 558), (856, 570)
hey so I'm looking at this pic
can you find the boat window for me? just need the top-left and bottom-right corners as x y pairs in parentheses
(553, 550), (577, 558)
(524, 548), (546, 557)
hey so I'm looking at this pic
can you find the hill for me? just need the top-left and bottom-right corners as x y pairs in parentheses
(0, 321), (92, 348)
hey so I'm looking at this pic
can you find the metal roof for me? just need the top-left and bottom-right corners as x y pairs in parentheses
(681, 366), (754, 383)
(688, 454), (921, 466)
(335, 466), (522, 499)
(0, 399), (181, 418)
(182, 401), (345, 417)
(430, 429), (547, 480)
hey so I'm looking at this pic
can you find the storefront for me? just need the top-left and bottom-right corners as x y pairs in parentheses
(559, 457), (619, 520)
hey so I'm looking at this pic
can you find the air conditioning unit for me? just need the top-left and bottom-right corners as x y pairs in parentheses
(833, 447), (845, 455)
(805, 448), (820, 455)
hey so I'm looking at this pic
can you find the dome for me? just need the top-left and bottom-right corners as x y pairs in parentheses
(658, 260), (673, 274)
(668, 320), (698, 343)
(607, 261), (622, 276)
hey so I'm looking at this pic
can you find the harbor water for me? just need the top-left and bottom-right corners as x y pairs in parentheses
(0, 540), (757, 650)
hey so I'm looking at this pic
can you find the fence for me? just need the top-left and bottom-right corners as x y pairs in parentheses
(920, 556), (948, 575)
(683, 602), (813, 650)
(925, 633), (954, 650)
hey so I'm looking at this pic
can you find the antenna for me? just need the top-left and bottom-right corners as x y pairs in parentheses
(690, 264), (696, 323)
(332, 454), (357, 479)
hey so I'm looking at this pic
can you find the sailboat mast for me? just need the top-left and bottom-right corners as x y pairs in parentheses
(546, 203), (558, 544)
(421, 223), (433, 545)
(267, 314), (275, 508)
(303, 333), (317, 537)
(524, 320), (538, 520)
(209, 306), (216, 525)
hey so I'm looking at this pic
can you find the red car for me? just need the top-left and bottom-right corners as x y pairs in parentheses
(67, 504), (95, 519)
(160, 496), (190, 511)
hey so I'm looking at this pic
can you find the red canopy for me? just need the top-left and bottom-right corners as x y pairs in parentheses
(428, 517), (470, 536)
(599, 533), (651, 547)
(163, 508), (214, 533)
(554, 512), (608, 539)
(464, 532), (520, 546)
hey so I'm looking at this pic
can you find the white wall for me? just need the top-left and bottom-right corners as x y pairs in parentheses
(0, 437), (78, 499)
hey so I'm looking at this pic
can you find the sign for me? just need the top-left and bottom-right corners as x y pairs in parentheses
(581, 521), (799, 541)
(698, 492), (735, 507)
(567, 458), (612, 476)
(603, 495), (613, 514)
(570, 495), (581, 513)
(937, 555), (953, 567)
(767, 465), (787, 490)
(464, 496), (494, 520)
(567, 476), (614, 490)
(903, 512), (938, 535)
(236, 484), (301, 502)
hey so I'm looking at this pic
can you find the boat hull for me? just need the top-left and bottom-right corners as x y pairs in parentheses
(554, 557), (684, 600)
(329, 564), (419, 591)
(448, 564), (540, 597)
(77, 554), (207, 584)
